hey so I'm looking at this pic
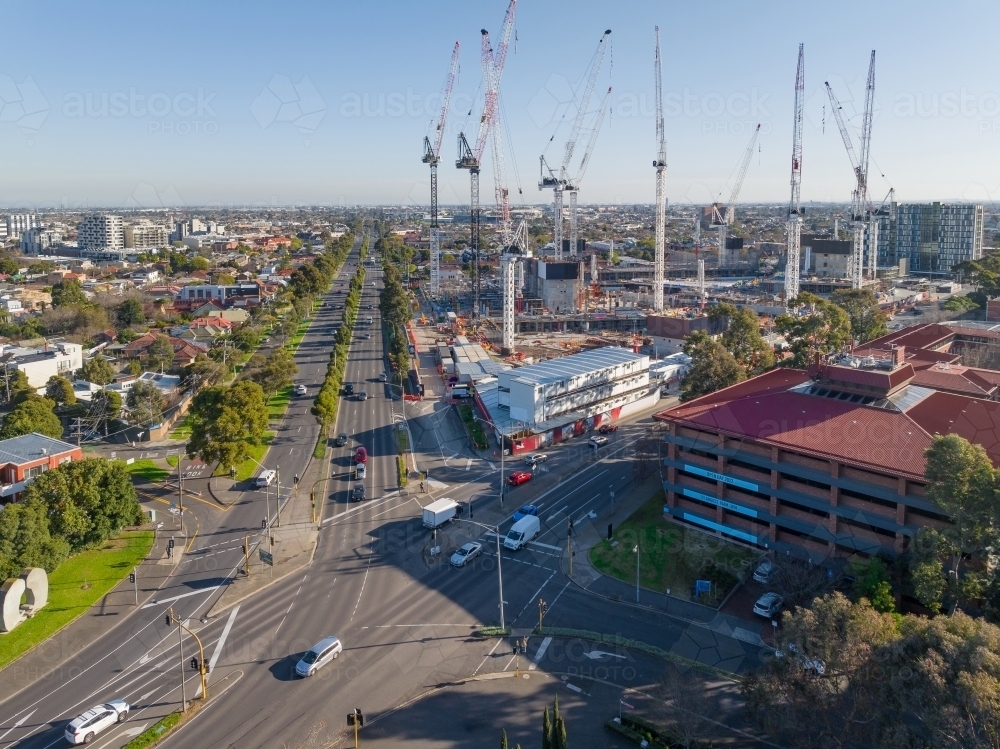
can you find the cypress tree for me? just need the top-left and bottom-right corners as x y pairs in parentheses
(501, 729), (509, 749)
(542, 706), (551, 749)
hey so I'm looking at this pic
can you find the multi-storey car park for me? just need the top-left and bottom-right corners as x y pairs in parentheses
(654, 322), (1000, 561)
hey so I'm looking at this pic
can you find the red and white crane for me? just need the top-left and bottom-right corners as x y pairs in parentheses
(784, 44), (805, 303)
(710, 123), (760, 267)
(824, 51), (876, 288)
(539, 29), (611, 259)
(423, 41), (460, 295)
(652, 26), (667, 312)
(456, 0), (516, 317)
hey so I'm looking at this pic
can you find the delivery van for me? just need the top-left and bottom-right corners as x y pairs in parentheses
(504, 515), (540, 551)
(254, 469), (276, 488)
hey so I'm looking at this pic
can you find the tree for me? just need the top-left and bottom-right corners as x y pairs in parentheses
(775, 292), (852, 368)
(45, 375), (76, 406)
(116, 298), (145, 328)
(3, 368), (32, 403)
(709, 303), (775, 376)
(22, 458), (142, 551)
(51, 278), (89, 308)
(146, 335), (176, 373)
(0, 251), (19, 276)
(955, 253), (1000, 300)
(0, 397), (64, 439)
(660, 665), (713, 749)
(186, 381), (268, 472)
(90, 389), (122, 435)
(0, 499), (69, 580)
(830, 288), (888, 343)
(126, 380), (165, 426)
(248, 348), (297, 398)
(80, 356), (116, 386)
(542, 706), (551, 749)
(680, 330), (744, 402)
(849, 557), (896, 614)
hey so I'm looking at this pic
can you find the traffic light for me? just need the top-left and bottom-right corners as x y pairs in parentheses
(129, 572), (136, 584)
(262, 519), (267, 529)
(190, 657), (199, 671)
(242, 544), (247, 556)
(567, 517), (574, 537)
(294, 474), (299, 485)
(167, 538), (175, 549)
(347, 709), (364, 727)
(607, 523), (613, 540)
(165, 613), (171, 626)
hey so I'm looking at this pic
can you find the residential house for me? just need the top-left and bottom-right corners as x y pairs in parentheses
(121, 333), (206, 368)
(0, 433), (82, 502)
(3, 341), (83, 387)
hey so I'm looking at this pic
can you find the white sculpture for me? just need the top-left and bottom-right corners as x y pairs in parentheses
(1, 567), (49, 633)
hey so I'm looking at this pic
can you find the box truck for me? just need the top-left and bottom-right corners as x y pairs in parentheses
(422, 498), (458, 529)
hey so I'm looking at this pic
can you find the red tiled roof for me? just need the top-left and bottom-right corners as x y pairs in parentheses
(911, 366), (997, 397)
(819, 362), (914, 392)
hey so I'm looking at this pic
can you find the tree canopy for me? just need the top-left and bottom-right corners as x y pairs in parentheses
(829, 288), (889, 344)
(116, 298), (145, 328)
(680, 330), (745, 402)
(775, 292), (852, 368)
(51, 278), (89, 308)
(79, 356), (116, 386)
(708, 303), (775, 377)
(45, 375), (76, 406)
(0, 396), (64, 439)
(186, 381), (269, 471)
(126, 380), (165, 426)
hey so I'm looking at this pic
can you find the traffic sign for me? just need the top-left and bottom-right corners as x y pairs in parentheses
(259, 550), (274, 566)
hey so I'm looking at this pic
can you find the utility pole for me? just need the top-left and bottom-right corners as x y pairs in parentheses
(275, 466), (281, 528)
(177, 455), (185, 539)
(243, 534), (250, 577)
(538, 598), (547, 632)
(170, 607), (187, 712)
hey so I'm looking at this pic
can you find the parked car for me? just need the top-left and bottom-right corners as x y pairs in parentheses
(295, 384), (308, 396)
(775, 642), (826, 675)
(598, 424), (618, 434)
(523, 454), (547, 467)
(295, 636), (342, 677)
(335, 433), (348, 447)
(450, 541), (483, 567)
(513, 504), (538, 522)
(588, 435), (609, 448)
(507, 471), (532, 487)
(753, 592), (784, 618)
(65, 700), (129, 744)
(752, 561), (775, 584)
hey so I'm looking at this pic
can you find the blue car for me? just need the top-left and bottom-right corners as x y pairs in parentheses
(513, 504), (538, 522)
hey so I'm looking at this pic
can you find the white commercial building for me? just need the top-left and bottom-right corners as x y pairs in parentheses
(4, 341), (83, 388)
(498, 347), (651, 428)
(124, 221), (169, 249)
(77, 214), (124, 252)
(21, 227), (64, 255)
(6, 214), (39, 239)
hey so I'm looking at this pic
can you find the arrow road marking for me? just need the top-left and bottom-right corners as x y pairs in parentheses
(529, 637), (551, 671)
(0, 709), (36, 743)
(584, 650), (627, 660)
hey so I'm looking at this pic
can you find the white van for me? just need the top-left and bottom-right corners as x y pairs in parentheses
(254, 469), (276, 488)
(504, 515), (540, 551)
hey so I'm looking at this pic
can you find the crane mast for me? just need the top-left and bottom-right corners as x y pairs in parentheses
(784, 44), (804, 304)
(538, 30), (611, 260)
(712, 123), (760, 267)
(424, 41), (460, 295)
(567, 85), (612, 259)
(652, 26), (667, 313)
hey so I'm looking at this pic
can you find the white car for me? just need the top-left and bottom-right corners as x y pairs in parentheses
(65, 700), (129, 744)
(295, 636), (343, 677)
(523, 454), (548, 467)
(588, 435), (609, 448)
(752, 561), (775, 584)
(753, 592), (784, 618)
(450, 542), (483, 567)
(378, 372), (388, 382)
(295, 384), (308, 396)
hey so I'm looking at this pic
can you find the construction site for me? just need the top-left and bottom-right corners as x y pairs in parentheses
(412, 1), (965, 375)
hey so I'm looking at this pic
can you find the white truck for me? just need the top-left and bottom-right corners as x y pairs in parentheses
(504, 515), (540, 551)
(422, 498), (459, 529)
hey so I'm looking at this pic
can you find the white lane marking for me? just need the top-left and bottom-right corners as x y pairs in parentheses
(484, 532), (562, 552)
(547, 506), (568, 522)
(487, 462), (496, 471)
(584, 650), (627, 660)
(515, 571), (556, 624)
(465, 459), (472, 471)
(350, 554), (374, 622)
(566, 683), (583, 693)
(529, 637), (552, 671)
(207, 605), (240, 675)
(141, 584), (223, 610)
(548, 581), (571, 610)
(0, 709), (35, 743)
(574, 494), (603, 523)
(472, 637), (505, 676)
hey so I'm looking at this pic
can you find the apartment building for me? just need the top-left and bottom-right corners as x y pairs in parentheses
(124, 221), (169, 249)
(875, 202), (984, 276)
(21, 227), (64, 255)
(6, 214), (39, 240)
(77, 214), (124, 251)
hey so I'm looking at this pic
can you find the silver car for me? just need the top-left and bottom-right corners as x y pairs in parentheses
(65, 700), (129, 744)
(295, 636), (343, 677)
(450, 542), (483, 567)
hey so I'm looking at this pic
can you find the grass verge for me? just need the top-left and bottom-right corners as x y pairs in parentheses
(473, 626), (511, 637)
(168, 415), (192, 440)
(458, 404), (488, 450)
(126, 459), (169, 483)
(313, 433), (327, 460)
(211, 433), (275, 481)
(534, 627), (739, 681)
(267, 385), (293, 423)
(165, 455), (178, 468)
(122, 711), (182, 749)
(588, 492), (755, 606)
(396, 455), (407, 487)
(0, 530), (154, 670)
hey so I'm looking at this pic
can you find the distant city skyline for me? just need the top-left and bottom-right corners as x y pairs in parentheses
(2, 0), (999, 209)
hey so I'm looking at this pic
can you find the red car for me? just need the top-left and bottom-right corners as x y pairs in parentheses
(598, 424), (618, 434)
(507, 471), (532, 487)
(354, 447), (367, 464)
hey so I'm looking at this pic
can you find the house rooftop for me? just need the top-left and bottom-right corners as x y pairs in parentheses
(505, 347), (646, 387)
(0, 433), (78, 465)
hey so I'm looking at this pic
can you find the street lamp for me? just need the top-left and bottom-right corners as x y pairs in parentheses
(633, 544), (640, 602)
(492, 424), (507, 506)
(457, 518), (505, 630)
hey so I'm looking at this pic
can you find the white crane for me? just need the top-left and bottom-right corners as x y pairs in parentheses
(784, 44), (804, 303)
(424, 41), (460, 295)
(539, 30), (611, 260)
(652, 26), (667, 313)
(710, 123), (760, 267)
(567, 85), (612, 262)
(824, 51), (877, 288)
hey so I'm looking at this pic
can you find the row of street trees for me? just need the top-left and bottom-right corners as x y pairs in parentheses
(379, 261), (412, 377)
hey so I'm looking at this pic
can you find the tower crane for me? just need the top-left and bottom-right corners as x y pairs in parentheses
(539, 30), (611, 260)
(784, 44), (805, 304)
(824, 51), (876, 288)
(566, 85), (612, 263)
(457, 0), (516, 317)
(710, 123), (760, 267)
(652, 26), (667, 313)
(423, 41), (460, 296)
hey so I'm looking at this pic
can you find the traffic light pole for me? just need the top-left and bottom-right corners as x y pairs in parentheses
(131, 567), (138, 606)
(167, 607), (209, 707)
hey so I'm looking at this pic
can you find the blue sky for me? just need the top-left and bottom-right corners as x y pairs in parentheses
(2, 0), (999, 209)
